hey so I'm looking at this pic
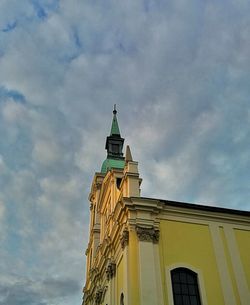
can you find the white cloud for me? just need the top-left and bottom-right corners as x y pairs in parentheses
(32, 139), (61, 165)
(2, 99), (27, 123)
(0, 1), (250, 305)
(38, 175), (83, 207)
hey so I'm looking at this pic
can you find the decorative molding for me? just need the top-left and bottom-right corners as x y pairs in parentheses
(82, 289), (89, 304)
(106, 261), (116, 280)
(94, 286), (107, 305)
(120, 229), (129, 249)
(89, 267), (99, 281)
(136, 226), (159, 243)
(90, 203), (94, 210)
(94, 288), (103, 304)
(93, 182), (102, 195)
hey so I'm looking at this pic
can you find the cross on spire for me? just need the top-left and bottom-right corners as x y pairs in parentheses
(110, 104), (120, 136)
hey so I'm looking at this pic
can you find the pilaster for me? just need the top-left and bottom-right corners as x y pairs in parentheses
(136, 226), (163, 305)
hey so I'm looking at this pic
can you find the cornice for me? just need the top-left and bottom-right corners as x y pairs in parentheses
(125, 197), (250, 226)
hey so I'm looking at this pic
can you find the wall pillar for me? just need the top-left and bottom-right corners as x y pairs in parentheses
(136, 227), (164, 305)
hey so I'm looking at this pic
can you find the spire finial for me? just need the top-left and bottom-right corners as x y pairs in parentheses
(125, 145), (133, 162)
(110, 104), (120, 135)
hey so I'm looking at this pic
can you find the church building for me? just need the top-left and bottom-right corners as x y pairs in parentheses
(82, 108), (250, 305)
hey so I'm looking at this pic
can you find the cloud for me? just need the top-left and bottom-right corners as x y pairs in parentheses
(2, 21), (17, 33)
(0, 1), (250, 305)
(0, 200), (5, 220)
(32, 139), (61, 165)
(0, 199), (6, 242)
(2, 99), (27, 123)
(0, 276), (80, 305)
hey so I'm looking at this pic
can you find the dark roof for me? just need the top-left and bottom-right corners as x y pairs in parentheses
(134, 196), (250, 217)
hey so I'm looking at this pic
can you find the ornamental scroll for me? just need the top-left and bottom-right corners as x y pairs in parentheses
(94, 286), (107, 305)
(136, 226), (159, 243)
(120, 229), (129, 249)
(106, 262), (116, 280)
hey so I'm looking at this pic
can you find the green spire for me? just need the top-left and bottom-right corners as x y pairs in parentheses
(110, 104), (120, 136)
(101, 105), (125, 174)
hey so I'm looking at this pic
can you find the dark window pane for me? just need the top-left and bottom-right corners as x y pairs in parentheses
(183, 295), (190, 305)
(188, 285), (196, 295)
(187, 274), (195, 284)
(173, 283), (181, 294)
(172, 273), (180, 283)
(190, 296), (198, 305)
(180, 272), (187, 283)
(181, 284), (188, 294)
(194, 286), (201, 296)
(112, 144), (119, 153)
(174, 295), (182, 305)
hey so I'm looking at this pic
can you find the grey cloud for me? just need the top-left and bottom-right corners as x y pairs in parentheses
(41, 277), (80, 298)
(0, 1), (250, 305)
(0, 276), (80, 305)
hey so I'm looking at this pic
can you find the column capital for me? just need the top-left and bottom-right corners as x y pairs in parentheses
(136, 226), (159, 243)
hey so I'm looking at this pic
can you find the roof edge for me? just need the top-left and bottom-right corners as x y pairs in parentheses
(128, 196), (250, 216)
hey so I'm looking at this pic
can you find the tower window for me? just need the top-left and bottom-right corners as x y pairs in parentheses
(112, 144), (119, 154)
(116, 178), (122, 189)
(171, 268), (201, 305)
(120, 293), (124, 305)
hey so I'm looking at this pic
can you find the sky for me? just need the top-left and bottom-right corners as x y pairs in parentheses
(0, 0), (250, 304)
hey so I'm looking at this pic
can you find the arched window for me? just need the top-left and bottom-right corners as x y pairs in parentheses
(171, 268), (201, 305)
(120, 292), (124, 305)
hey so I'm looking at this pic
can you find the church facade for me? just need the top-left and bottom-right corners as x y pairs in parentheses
(82, 109), (250, 305)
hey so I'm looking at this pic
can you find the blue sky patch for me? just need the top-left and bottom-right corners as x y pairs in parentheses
(72, 27), (82, 49)
(2, 21), (17, 32)
(31, 0), (48, 20)
(0, 86), (26, 103)
(30, 0), (59, 20)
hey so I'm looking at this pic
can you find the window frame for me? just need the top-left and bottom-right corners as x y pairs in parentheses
(171, 267), (201, 305)
(166, 264), (208, 305)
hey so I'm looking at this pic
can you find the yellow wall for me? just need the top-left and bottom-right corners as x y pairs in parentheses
(235, 228), (250, 290)
(159, 220), (224, 305)
(112, 230), (141, 305)
(128, 230), (140, 305)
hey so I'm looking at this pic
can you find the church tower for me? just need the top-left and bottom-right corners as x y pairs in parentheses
(83, 106), (146, 305)
(83, 108), (250, 305)
(101, 105), (125, 174)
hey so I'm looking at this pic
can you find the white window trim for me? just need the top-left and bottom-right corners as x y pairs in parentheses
(165, 263), (208, 305)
